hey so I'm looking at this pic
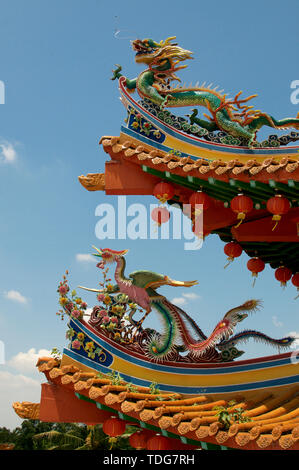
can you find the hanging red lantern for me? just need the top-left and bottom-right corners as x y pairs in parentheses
(151, 206), (170, 226)
(189, 191), (212, 215)
(153, 181), (175, 204)
(291, 273), (299, 299)
(266, 194), (290, 231)
(224, 241), (243, 268)
(275, 266), (292, 288)
(146, 434), (174, 451)
(247, 257), (265, 286)
(230, 194), (253, 228)
(102, 417), (126, 437)
(129, 430), (154, 449)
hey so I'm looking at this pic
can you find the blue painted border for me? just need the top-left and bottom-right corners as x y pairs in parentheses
(120, 126), (201, 160)
(69, 319), (294, 376)
(63, 347), (299, 395)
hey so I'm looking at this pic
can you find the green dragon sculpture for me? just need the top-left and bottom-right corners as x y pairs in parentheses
(111, 36), (299, 146)
(79, 248), (294, 362)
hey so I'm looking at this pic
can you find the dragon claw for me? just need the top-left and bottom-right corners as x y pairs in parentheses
(111, 64), (122, 81)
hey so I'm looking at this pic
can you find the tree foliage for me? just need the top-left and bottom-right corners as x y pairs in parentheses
(0, 420), (134, 450)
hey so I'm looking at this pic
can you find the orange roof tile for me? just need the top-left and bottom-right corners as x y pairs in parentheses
(79, 136), (299, 191)
(32, 357), (299, 451)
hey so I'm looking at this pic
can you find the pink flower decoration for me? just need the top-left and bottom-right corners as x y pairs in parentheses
(81, 302), (87, 310)
(98, 309), (107, 317)
(59, 285), (69, 295)
(71, 309), (81, 319)
(111, 316), (118, 324)
(96, 262), (105, 269)
(65, 302), (74, 313)
(72, 340), (81, 350)
(97, 294), (105, 302)
(102, 316), (110, 324)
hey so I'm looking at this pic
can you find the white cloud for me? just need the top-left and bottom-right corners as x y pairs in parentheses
(171, 291), (200, 306)
(171, 297), (187, 306)
(182, 292), (201, 300)
(4, 290), (28, 304)
(76, 253), (95, 263)
(0, 141), (17, 164)
(0, 370), (41, 429)
(8, 348), (51, 373)
(272, 315), (283, 328)
(0, 370), (40, 388)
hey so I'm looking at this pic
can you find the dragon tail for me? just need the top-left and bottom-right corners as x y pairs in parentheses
(218, 329), (295, 352)
(247, 112), (299, 132)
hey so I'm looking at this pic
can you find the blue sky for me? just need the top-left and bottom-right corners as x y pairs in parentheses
(0, 0), (298, 429)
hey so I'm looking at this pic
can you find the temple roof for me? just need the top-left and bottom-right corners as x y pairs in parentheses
(78, 136), (299, 193)
(30, 357), (299, 451)
(78, 135), (299, 274)
(102, 135), (299, 178)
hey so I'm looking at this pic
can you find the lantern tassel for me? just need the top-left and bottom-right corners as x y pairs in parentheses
(234, 212), (245, 228)
(234, 219), (243, 229)
(251, 273), (258, 288)
(272, 214), (281, 231)
(108, 437), (118, 450)
(224, 258), (233, 269)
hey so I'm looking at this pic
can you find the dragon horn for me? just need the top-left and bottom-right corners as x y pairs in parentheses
(160, 36), (177, 47)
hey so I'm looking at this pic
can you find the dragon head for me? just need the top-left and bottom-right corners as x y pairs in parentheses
(131, 38), (162, 64)
(131, 36), (193, 67)
(93, 246), (128, 264)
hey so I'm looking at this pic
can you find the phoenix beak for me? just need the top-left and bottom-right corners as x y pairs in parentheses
(92, 245), (102, 257)
(165, 277), (198, 287)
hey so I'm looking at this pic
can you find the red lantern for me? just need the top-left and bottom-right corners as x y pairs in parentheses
(102, 417), (126, 437)
(129, 430), (152, 450)
(189, 191), (212, 215)
(291, 273), (299, 299)
(151, 207), (170, 226)
(146, 434), (174, 451)
(247, 257), (265, 286)
(275, 266), (292, 288)
(266, 194), (290, 230)
(224, 241), (243, 268)
(230, 194), (253, 228)
(153, 182), (175, 204)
